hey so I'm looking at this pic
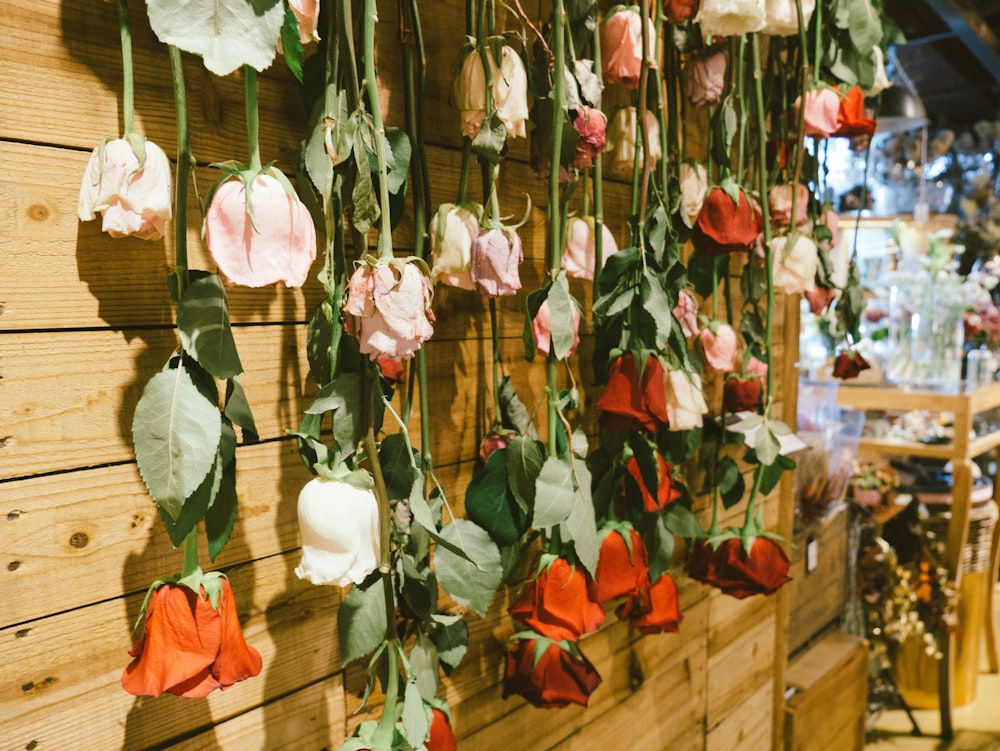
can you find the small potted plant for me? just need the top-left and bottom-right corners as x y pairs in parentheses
(849, 461), (899, 507)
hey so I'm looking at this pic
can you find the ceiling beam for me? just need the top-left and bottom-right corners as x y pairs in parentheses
(923, 0), (1000, 86)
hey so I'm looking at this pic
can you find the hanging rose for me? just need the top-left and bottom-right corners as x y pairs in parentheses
(673, 289), (701, 339)
(723, 356), (767, 412)
(295, 475), (380, 586)
(429, 203), (480, 290)
(695, 0), (766, 37)
(532, 298), (582, 359)
(697, 321), (738, 374)
(205, 169), (317, 287)
(605, 106), (662, 173)
(623, 452), (683, 512)
(832, 349), (871, 379)
(665, 0), (701, 23)
(344, 258), (435, 360)
(805, 284), (836, 316)
(121, 577), (262, 697)
(453, 45), (529, 139)
(797, 87), (841, 139)
(771, 235), (819, 295)
(589, 527), (649, 604)
(761, 0), (815, 36)
(665, 368), (709, 430)
(616, 572), (682, 634)
(691, 185), (761, 256)
(508, 557), (606, 642)
(595, 352), (669, 433)
(503, 638), (602, 709)
(680, 163), (709, 226)
(768, 183), (810, 230)
(571, 106), (608, 168)
(833, 85), (877, 139)
(378, 356), (406, 384)
(479, 431), (515, 463)
(470, 227), (523, 296)
(562, 216), (620, 281)
(600, 6), (658, 89)
(78, 136), (173, 241)
(288, 0), (320, 43)
(687, 537), (792, 598)
(681, 48), (727, 109)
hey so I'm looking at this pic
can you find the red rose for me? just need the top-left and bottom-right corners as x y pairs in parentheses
(378, 356), (406, 384)
(589, 527), (649, 603)
(624, 453), (682, 512)
(479, 431), (515, 463)
(692, 187), (762, 256)
(572, 107), (607, 169)
(426, 708), (457, 751)
(508, 557), (605, 641)
(832, 350), (871, 380)
(595, 353), (669, 433)
(616, 571), (682, 634)
(805, 284), (836, 316)
(503, 638), (603, 708)
(121, 578), (262, 697)
(687, 537), (792, 599)
(833, 86), (876, 139)
(723, 375), (763, 412)
(664, 0), (700, 23)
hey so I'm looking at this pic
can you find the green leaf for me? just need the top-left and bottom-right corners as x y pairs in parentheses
(306, 372), (363, 458)
(559, 463), (599, 574)
(380, 433), (417, 500)
(718, 455), (746, 510)
(533, 456), (577, 529)
(224, 375), (258, 443)
(660, 502), (703, 538)
(410, 634), (440, 702)
(383, 127), (412, 195)
(338, 583), (388, 664)
(205, 446), (238, 560)
(547, 271), (578, 361)
(409, 491), (474, 563)
(759, 453), (796, 496)
(466, 449), (528, 546)
(498, 378), (538, 437)
(145, 0), (283, 76)
(471, 112), (508, 164)
(306, 302), (334, 386)
(433, 618), (469, 674)
(279, 2), (304, 82)
(401, 678), (430, 748)
(574, 59), (602, 107)
(133, 364), (223, 519)
(641, 268), (674, 349)
(176, 274), (243, 380)
(435, 520), (503, 616)
(756, 426), (781, 466)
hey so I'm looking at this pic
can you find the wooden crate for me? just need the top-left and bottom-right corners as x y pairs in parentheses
(787, 505), (850, 654)
(784, 632), (868, 751)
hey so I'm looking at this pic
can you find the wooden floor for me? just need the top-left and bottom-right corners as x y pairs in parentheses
(865, 585), (1000, 750)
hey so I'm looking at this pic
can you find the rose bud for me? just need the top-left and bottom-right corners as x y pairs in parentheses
(681, 48), (727, 109)
(698, 321), (739, 374)
(605, 106), (662, 173)
(665, 368), (709, 430)
(600, 6), (658, 89)
(288, 0), (320, 43)
(122, 577), (262, 697)
(78, 136), (173, 241)
(503, 638), (602, 708)
(471, 227), (523, 296)
(532, 298), (582, 359)
(205, 170), (317, 287)
(833, 85), (877, 139)
(430, 203), (479, 290)
(589, 527), (649, 603)
(665, 0), (701, 23)
(508, 557), (605, 641)
(616, 571), (683, 634)
(624, 452), (683, 512)
(453, 45), (529, 140)
(723, 373), (763, 412)
(680, 163), (709, 225)
(832, 350), (871, 380)
(691, 186), (761, 256)
(344, 260), (435, 360)
(687, 536), (792, 599)
(572, 106), (608, 169)
(797, 87), (841, 139)
(295, 476), (380, 587)
(768, 183), (810, 230)
(479, 431), (514, 463)
(595, 352), (669, 433)
(762, 0), (815, 36)
(674, 289), (701, 339)
(771, 235), (818, 295)
(562, 216), (619, 281)
(695, 0), (766, 37)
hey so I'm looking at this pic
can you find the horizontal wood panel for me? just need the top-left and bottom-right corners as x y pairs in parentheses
(706, 613), (776, 729)
(0, 551), (341, 751)
(706, 679), (774, 751)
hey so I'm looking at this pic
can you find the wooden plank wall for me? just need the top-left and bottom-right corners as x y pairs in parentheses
(1, 1), (793, 749)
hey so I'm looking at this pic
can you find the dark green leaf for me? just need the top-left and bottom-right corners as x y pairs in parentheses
(432, 618), (469, 674)
(176, 274), (243, 380)
(338, 583), (388, 664)
(224, 375), (258, 443)
(547, 272), (577, 361)
(471, 112), (508, 164)
(306, 302), (334, 387)
(660, 502), (703, 538)
(383, 127), (412, 195)
(205, 448), (238, 560)
(380, 433), (417, 500)
(465, 449), (528, 546)
(759, 453), (796, 496)
(279, 2), (304, 82)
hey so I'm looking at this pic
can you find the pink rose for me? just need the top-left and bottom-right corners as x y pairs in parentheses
(480, 432), (515, 463)
(78, 137), (173, 241)
(430, 203), (479, 290)
(673, 289), (700, 339)
(698, 322), (738, 374)
(797, 88), (841, 139)
(532, 298), (581, 359)
(471, 228), (523, 297)
(344, 260), (435, 360)
(205, 172), (317, 287)
(572, 107), (608, 169)
(771, 235), (818, 295)
(681, 49), (727, 109)
(600, 7), (657, 89)
(665, 0), (701, 23)
(768, 184), (810, 230)
(288, 0), (320, 43)
(665, 369), (708, 430)
(562, 217), (619, 281)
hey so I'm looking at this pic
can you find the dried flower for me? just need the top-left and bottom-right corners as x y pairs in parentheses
(674, 289), (701, 339)
(665, 368), (709, 430)
(572, 106), (608, 168)
(453, 45), (529, 140)
(616, 572), (682, 634)
(78, 137), (173, 240)
(430, 203), (479, 290)
(605, 106), (662, 172)
(600, 7), (657, 89)
(681, 49), (727, 109)
(562, 216), (619, 280)
(832, 350), (871, 379)
(680, 162), (709, 224)
(471, 228), (523, 296)
(797, 87), (842, 139)
(768, 183), (810, 230)
(770, 235), (818, 295)
(344, 260), (435, 360)
(695, 0), (766, 37)
(762, 0), (815, 36)
(205, 171), (317, 287)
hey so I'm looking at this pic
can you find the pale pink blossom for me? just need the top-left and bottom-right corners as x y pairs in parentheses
(430, 203), (479, 290)
(746, 356), (768, 377)
(679, 163), (709, 224)
(600, 7), (658, 89)
(572, 107), (607, 169)
(695, 0), (766, 37)
(698, 323), (738, 374)
(344, 260), (435, 360)
(453, 46), (529, 140)
(681, 50), (727, 109)
(768, 183), (810, 230)
(673, 290), (700, 339)
(797, 88), (841, 139)
(532, 298), (581, 359)
(78, 137), (172, 240)
(289, 0), (320, 43)
(205, 172), (316, 287)
(562, 217), (619, 281)
(665, 369), (709, 430)
(771, 235), (818, 295)
(471, 228), (523, 297)
(762, 0), (815, 36)
(605, 107), (662, 173)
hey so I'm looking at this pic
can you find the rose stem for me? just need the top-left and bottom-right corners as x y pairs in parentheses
(243, 66), (262, 172)
(591, 7), (605, 302)
(364, 0), (394, 260)
(118, 0), (135, 136)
